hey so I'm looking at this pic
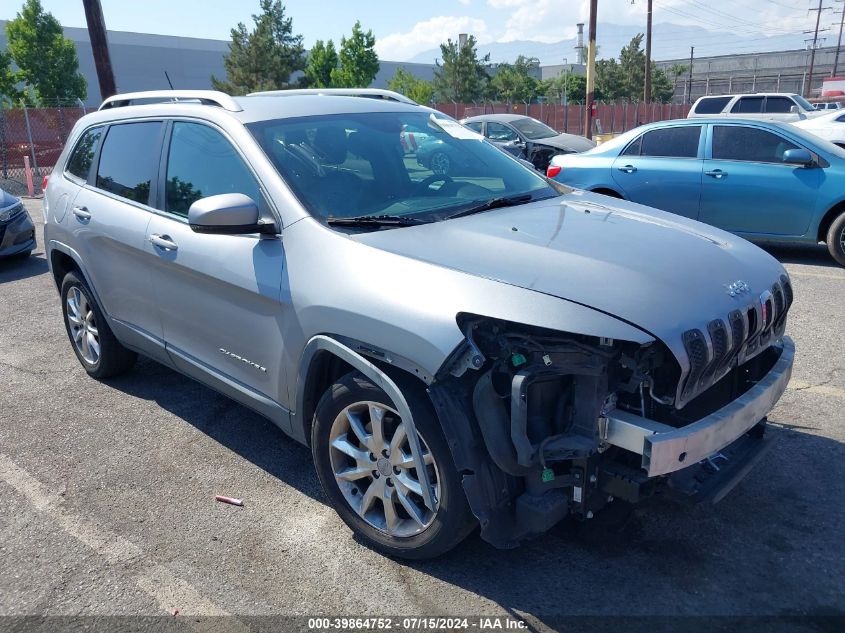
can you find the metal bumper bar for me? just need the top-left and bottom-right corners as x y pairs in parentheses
(601, 337), (794, 477)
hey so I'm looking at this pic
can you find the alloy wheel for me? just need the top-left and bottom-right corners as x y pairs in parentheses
(430, 152), (451, 176)
(329, 401), (440, 537)
(66, 286), (100, 365)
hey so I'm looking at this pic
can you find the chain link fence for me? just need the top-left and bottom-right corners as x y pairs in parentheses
(437, 101), (692, 136)
(1, 100), (88, 196)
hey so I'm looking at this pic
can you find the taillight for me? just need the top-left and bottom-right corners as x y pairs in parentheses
(42, 175), (49, 191)
(546, 165), (562, 178)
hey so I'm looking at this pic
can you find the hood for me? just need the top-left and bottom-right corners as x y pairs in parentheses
(535, 133), (597, 153)
(353, 191), (787, 349)
(0, 189), (20, 211)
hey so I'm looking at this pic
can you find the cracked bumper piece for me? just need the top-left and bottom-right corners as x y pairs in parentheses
(602, 336), (794, 477)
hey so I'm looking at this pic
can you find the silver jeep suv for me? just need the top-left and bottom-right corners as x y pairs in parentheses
(44, 90), (794, 559)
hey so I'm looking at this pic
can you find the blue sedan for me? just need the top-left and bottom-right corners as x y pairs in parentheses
(547, 118), (845, 266)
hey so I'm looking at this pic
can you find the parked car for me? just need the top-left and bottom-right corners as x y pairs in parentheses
(814, 101), (843, 111)
(792, 108), (845, 148)
(460, 114), (595, 171)
(0, 189), (35, 258)
(548, 117), (845, 266)
(688, 93), (823, 122)
(46, 90), (794, 559)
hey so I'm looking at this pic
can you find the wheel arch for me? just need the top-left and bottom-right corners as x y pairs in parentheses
(293, 334), (438, 510)
(590, 186), (624, 199)
(817, 200), (845, 243)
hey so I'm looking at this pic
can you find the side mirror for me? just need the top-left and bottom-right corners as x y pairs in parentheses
(790, 105), (800, 113)
(782, 148), (815, 167)
(188, 193), (274, 235)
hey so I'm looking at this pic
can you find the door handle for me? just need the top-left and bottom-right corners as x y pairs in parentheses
(149, 234), (178, 251)
(617, 165), (637, 173)
(72, 206), (91, 220)
(705, 169), (727, 179)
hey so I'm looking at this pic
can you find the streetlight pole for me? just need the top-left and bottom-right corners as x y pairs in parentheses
(562, 57), (569, 107)
(834, 0), (844, 77)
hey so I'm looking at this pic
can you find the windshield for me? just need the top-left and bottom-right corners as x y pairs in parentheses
(792, 95), (816, 112)
(511, 117), (558, 140)
(247, 111), (558, 225)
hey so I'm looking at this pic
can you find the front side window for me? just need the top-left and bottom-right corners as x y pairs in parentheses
(732, 97), (764, 114)
(164, 122), (262, 217)
(95, 122), (163, 205)
(486, 122), (519, 142)
(247, 111), (558, 224)
(66, 126), (103, 181)
(632, 126), (701, 158)
(765, 97), (795, 113)
(712, 126), (799, 163)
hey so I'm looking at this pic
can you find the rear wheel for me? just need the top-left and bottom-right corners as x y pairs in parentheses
(312, 372), (475, 559)
(826, 211), (845, 267)
(60, 271), (137, 378)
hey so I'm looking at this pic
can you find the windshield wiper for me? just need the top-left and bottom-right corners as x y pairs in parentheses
(445, 193), (537, 220)
(327, 214), (430, 227)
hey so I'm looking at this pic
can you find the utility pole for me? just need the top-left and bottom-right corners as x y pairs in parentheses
(82, 0), (116, 100)
(806, 0), (828, 98)
(687, 46), (694, 104)
(644, 0), (653, 103)
(584, 0), (598, 139)
(834, 0), (844, 77)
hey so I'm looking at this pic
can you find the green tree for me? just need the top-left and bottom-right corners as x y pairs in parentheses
(595, 58), (624, 102)
(5, 0), (86, 105)
(595, 34), (676, 103)
(304, 39), (338, 88)
(387, 67), (434, 104)
(542, 72), (586, 104)
(490, 55), (539, 104)
(212, 0), (306, 95)
(330, 21), (379, 88)
(433, 35), (489, 102)
(0, 51), (21, 105)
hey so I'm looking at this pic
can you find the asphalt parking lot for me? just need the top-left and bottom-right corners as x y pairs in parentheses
(1, 198), (844, 630)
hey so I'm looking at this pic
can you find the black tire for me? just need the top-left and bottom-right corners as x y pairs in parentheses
(60, 271), (137, 378)
(826, 211), (845, 267)
(429, 151), (451, 176)
(312, 372), (475, 559)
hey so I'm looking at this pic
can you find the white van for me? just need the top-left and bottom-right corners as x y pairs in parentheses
(687, 93), (823, 121)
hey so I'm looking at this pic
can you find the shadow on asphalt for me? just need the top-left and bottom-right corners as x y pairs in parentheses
(0, 250), (48, 283)
(762, 243), (839, 269)
(104, 354), (845, 624)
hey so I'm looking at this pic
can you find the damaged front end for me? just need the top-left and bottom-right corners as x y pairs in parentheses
(429, 314), (793, 549)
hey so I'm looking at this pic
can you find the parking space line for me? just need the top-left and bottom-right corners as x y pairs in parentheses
(788, 381), (845, 400)
(0, 453), (249, 627)
(786, 271), (845, 280)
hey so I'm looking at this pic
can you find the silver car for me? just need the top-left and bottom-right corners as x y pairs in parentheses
(44, 89), (794, 559)
(0, 189), (35, 258)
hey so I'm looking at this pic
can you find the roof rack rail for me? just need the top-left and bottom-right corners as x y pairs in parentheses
(246, 88), (418, 105)
(98, 90), (242, 112)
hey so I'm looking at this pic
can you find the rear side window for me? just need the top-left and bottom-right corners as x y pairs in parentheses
(731, 97), (764, 114)
(95, 122), (163, 204)
(765, 97), (795, 113)
(693, 96), (731, 114)
(632, 126), (701, 158)
(712, 126), (799, 163)
(65, 127), (103, 180)
(165, 122), (262, 217)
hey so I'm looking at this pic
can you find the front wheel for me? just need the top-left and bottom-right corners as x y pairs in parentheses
(311, 372), (475, 559)
(827, 211), (845, 267)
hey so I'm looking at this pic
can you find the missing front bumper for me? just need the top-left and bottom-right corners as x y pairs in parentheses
(600, 336), (793, 477)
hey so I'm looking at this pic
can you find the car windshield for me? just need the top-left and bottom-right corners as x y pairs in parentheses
(510, 117), (558, 140)
(792, 95), (816, 111)
(247, 111), (559, 225)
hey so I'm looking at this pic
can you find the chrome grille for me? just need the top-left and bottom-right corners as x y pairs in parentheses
(678, 276), (792, 406)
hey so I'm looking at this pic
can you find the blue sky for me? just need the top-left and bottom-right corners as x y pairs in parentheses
(2, 1), (826, 62)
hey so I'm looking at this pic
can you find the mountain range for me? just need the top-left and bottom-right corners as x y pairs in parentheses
(407, 22), (809, 65)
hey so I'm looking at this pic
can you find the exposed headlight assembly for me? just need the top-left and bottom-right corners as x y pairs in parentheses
(0, 203), (24, 223)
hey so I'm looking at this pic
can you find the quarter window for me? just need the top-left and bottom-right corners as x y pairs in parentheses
(630, 126), (701, 158)
(464, 121), (483, 133)
(712, 126), (799, 163)
(164, 122), (262, 217)
(95, 122), (163, 205)
(66, 127), (103, 181)
(693, 96), (731, 114)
